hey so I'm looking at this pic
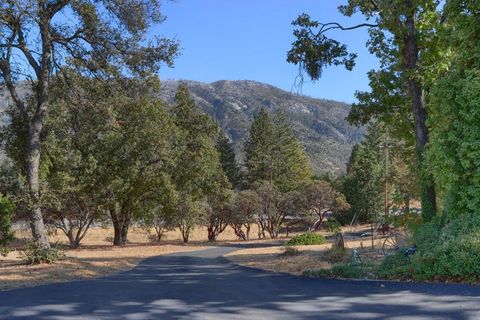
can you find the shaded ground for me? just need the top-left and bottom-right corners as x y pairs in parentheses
(0, 244), (207, 291)
(0, 247), (479, 319)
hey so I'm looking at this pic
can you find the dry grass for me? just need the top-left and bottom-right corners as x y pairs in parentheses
(225, 225), (387, 276)
(0, 226), (217, 291)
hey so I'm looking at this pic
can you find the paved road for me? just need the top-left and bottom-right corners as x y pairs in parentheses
(1, 247), (479, 319)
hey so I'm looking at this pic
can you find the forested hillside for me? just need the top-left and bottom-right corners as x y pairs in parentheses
(160, 80), (363, 174)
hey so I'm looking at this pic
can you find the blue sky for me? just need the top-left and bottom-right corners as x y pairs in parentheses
(156, 0), (379, 103)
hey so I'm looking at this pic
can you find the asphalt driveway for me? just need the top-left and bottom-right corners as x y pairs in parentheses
(0, 247), (479, 319)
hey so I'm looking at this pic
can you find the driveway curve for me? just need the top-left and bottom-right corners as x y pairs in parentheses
(0, 247), (479, 319)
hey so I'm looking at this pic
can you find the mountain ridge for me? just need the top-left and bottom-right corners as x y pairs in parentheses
(159, 79), (363, 174)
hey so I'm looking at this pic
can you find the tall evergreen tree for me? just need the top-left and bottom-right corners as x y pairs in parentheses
(272, 111), (313, 192)
(342, 123), (384, 224)
(216, 133), (242, 190)
(244, 108), (274, 186)
(172, 85), (231, 242)
(244, 108), (312, 191)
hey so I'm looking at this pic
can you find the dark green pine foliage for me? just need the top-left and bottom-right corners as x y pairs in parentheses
(172, 84), (231, 242)
(244, 108), (313, 191)
(244, 108), (275, 187)
(216, 133), (242, 190)
(342, 122), (384, 224)
(272, 111), (313, 192)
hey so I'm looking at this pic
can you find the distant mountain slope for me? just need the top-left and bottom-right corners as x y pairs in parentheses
(160, 80), (363, 174)
(0, 80), (364, 174)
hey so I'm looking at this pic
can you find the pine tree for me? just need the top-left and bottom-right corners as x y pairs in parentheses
(244, 108), (274, 187)
(244, 108), (313, 191)
(272, 110), (313, 192)
(172, 85), (231, 242)
(342, 123), (385, 224)
(216, 133), (242, 190)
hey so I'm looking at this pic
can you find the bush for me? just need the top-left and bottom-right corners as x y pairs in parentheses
(286, 232), (326, 246)
(378, 213), (480, 282)
(22, 241), (64, 265)
(324, 219), (341, 233)
(325, 247), (349, 263)
(0, 194), (15, 248)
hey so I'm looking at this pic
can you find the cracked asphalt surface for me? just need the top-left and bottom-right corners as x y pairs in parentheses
(1, 246), (479, 319)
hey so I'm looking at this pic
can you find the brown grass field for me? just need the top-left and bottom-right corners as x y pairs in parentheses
(225, 225), (388, 275)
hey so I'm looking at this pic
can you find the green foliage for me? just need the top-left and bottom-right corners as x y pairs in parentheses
(341, 123), (384, 224)
(379, 213), (480, 282)
(216, 133), (243, 190)
(0, 194), (15, 248)
(286, 232), (326, 246)
(244, 108), (275, 186)
(428, 72), (480, 216)
(324, 219), (341, 233)
(245, 108), (313, 192)
(22, 242), (64, 265)
(172, 85), (231, 242)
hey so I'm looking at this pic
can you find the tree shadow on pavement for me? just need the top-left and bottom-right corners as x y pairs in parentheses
(0, 247), (479, 319)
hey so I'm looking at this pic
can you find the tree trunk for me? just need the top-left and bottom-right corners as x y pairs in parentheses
(207, 227), (217, 242)
(404, 0), (437, 221)
(245, 224), (251, 240)
(110, 206), (129, 246)
(181, 227), (190, 243)
(26, 119), (50, 249)
(231, 224), (247, 240)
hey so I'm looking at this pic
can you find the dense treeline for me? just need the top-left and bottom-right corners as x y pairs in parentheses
(0, 74), (348, 248)
(288, 0), (480, 281)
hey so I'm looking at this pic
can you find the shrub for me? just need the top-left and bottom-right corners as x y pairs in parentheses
(325, 247), (349, 263)
(324, 219), (341, 233)
(378, 213), (480, 282)
(0, 246), (10, 257)
(286, 232), (326, 246)
(22, 241), (64, 265)
(0, 194), (15, 248)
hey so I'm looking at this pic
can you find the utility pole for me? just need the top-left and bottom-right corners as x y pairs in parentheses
(384, 138), (388, 218)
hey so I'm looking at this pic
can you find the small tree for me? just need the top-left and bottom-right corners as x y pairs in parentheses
(303, 180), (350, 231)
(44, 193), (101, 249)
(205, 174), (233, 242)
(255, 182), (305, 239)
(230, 190), (262, 240)
(0, 194), (15, 249)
